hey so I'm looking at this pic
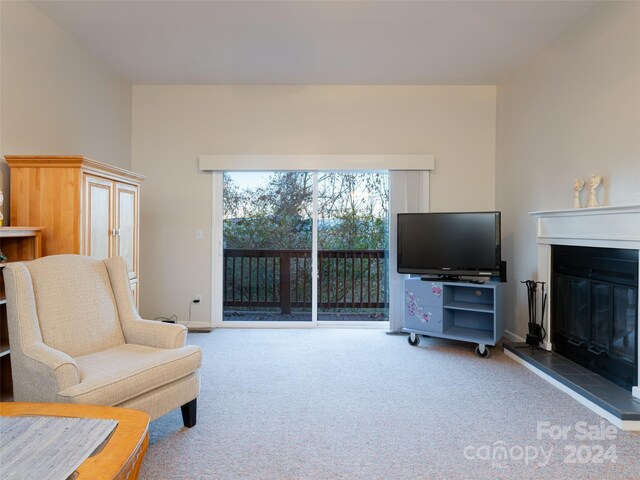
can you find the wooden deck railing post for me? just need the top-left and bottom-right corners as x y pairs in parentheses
(279, 253), (291, 314)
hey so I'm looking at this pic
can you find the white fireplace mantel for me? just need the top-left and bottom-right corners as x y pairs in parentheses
(531, 204), (640, 249)
(529, 204), (640, 401)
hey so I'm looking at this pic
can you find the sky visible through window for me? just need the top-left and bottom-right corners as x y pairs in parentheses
(226, 171), (388, 218)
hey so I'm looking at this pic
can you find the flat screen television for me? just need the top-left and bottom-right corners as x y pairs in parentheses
(397, 211), (502, 279)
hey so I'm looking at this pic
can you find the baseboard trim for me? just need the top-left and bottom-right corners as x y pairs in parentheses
(183, 321), (214, 331)
(503, 330), (525, 343)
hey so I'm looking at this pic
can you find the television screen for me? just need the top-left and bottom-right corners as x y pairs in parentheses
(397, 212), (501, 278)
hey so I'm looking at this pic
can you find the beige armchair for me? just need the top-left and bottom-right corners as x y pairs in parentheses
(3, 254), (202, 427)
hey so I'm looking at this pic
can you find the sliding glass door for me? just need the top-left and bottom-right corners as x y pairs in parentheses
(221, 171), (388, 325)
(317, 173), (389, 322)
(222, 172), (313, 322)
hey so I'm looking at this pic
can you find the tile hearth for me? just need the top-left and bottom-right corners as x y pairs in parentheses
(504, 342), (640, 425)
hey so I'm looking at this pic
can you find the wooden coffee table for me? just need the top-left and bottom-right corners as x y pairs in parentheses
(0, 402), (149, 480)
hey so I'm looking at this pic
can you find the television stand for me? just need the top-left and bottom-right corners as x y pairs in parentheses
(403, 278), (504, 357)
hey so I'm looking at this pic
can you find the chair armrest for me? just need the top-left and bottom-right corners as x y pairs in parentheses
(20, 343), (80, 401)
(121, 319), (188, 349)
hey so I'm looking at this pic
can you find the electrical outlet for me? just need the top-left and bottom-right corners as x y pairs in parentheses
(196, 228), (204, 240)
(194, 294), (202, 303)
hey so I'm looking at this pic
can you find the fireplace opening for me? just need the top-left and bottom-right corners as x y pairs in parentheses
(552, 245), (638, 390)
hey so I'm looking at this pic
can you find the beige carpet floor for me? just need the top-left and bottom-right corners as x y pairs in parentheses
(140, 329), (640, 479)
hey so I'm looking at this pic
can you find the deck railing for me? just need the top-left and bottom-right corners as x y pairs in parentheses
(223, 249), (388, 314)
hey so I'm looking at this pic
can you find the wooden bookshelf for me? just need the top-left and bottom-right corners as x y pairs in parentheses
(0, 227), (43, 401)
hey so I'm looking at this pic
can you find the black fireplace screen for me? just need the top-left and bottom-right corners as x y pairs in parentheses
(552, 245), (638, 390)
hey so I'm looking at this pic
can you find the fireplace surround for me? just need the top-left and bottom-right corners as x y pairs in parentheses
(551, 244), (638, 390)
(506, 205), (640, 430)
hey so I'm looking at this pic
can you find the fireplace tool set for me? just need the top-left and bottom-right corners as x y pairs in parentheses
(519, 280), (547, 350)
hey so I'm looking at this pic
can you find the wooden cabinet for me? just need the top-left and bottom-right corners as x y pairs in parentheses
(5, 156), (145, 304)
(1, 227), (43, 400)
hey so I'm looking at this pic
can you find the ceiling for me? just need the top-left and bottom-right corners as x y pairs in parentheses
(32, 0), (599, 85)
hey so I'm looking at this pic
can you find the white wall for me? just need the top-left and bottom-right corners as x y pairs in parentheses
(496, 1), (640, 339)
(0, 0), (132, 222)
(132, 86), (497, 325)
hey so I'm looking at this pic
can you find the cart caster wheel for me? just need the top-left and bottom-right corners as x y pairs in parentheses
(475, 344), (490, 358)
(408, 334), (420, 346)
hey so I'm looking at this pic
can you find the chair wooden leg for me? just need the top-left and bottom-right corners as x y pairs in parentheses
(181, 398), (197, 428)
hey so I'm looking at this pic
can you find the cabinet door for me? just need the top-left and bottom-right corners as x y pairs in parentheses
(114, 182), (139, 278)
(404, 280), (445, 333)
(84, 175), (114, 260)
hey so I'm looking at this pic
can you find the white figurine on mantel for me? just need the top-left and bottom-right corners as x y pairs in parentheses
(587, 174), (603, 208)
(573, 179), (585, 208)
